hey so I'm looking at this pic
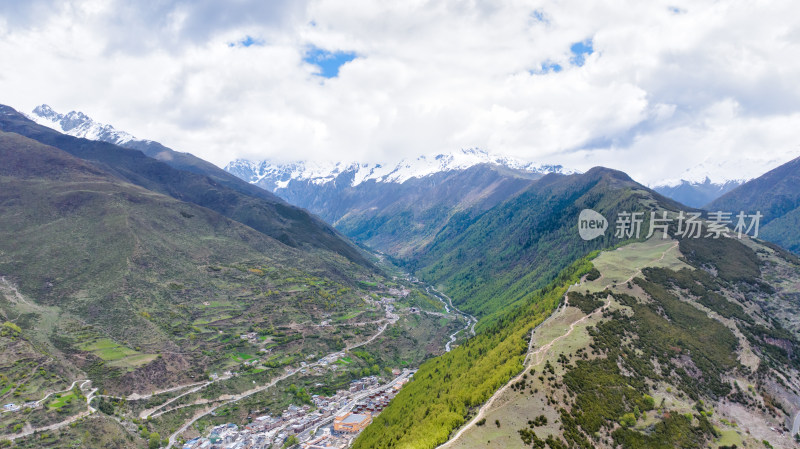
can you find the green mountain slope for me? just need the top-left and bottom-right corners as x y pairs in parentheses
(0, 130), (462, 448)
(275, 164), (542, 257)
(355, 221), (800, 449)
(0, 105), (370, 267)
(0, 131), (377, 393)
(411, 167), (684, 321)
(352, 172), (683, 449)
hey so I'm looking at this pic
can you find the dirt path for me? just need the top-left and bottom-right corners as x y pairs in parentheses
(440, 299), (609, 448)
(1, 380), (96, 441)
(793, 410), (800, 436)
(33, 379), (91, 406)
(438, 240), (679, 448)
(614, 241), (678, 287)
(137, 382), (217, 419)
(0, 276), (31, 306)
(0, 298), (399, 445)
(132, 316), (396, 420)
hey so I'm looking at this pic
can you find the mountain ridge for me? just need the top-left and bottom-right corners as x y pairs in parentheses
(225, 149), (576, 191)
(28, 104), (297, 205)
(707, 154), (800, 253)
(2, 104), (372, 267)
(652, 177), (744, 208)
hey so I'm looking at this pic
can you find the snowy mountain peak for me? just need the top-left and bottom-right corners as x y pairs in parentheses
(225, 149), (577, 191)
(29, 104), (136, 146)
(31, 104), (60, 122)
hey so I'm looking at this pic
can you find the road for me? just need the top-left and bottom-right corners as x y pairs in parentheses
(0, 279), (440, 446)
(141, 380), (226, 419)
(0, 380), (96, 441)
(165, 303), (400, 448)
(165, 365), (307, 448)
(126, 381), (208, 402)
(296, 369), (416, 442)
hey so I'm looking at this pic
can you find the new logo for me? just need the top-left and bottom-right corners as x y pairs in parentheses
(578, 209), (607, 241)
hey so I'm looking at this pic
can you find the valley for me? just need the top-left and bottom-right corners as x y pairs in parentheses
(1, 105), (800, 449)
(0, 264), (471, 446)
(3, 3), (800, 448)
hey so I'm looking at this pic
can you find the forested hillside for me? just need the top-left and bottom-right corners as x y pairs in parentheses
(410, 167), (683, 321)
(356, 217), (800, 449)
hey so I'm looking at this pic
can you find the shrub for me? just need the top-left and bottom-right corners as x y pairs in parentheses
(619, 413), (637, 427)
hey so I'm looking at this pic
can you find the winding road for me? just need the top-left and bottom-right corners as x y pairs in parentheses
(164, 303), (401, 448)
(0, 278), (473, 446)
(1, 380), (97, 441)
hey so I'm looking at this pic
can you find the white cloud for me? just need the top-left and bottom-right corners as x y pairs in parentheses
(1, 0), (799, 184)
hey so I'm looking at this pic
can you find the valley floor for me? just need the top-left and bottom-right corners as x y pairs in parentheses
(0, 271), (474, 448)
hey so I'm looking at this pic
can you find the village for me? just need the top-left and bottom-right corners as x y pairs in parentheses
(181, 369), (414, 449)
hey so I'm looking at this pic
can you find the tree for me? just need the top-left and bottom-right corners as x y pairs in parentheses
(148, 432), (161, 449)
(282, 435), (299, 448)
(619, 413), (636, 427)
(642, 394), (655, 410)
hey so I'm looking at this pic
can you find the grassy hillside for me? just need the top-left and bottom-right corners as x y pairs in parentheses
(352, 172), (680, 449)
(0, 130), (466, 448)
(0, 131), (384, 393)
(352, 256), (596, 449)
(0, 104), (370, 267)
(121, 139), (286, 204)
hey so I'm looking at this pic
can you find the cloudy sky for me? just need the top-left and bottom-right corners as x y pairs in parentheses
(1, 0), (800, 185)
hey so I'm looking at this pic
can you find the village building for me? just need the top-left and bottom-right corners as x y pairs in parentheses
(333, 412), (371, 433)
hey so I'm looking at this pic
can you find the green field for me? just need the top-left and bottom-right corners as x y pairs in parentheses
(193, 315), (234, 326)
(202, 300), (234, 308)
(334, 311), (363, 321)
(48, 391), (77, 410)
(582, 237), (689, 292)
(716, 429), (743, 447)
(78, 338), (156, 369)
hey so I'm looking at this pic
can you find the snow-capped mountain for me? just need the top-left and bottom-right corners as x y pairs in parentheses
(652, 177), (744, 208)
(224, 151), (574, 257)
(225, 149), (575, 192)
(645, 157), (798, 208)
(29, 104), (137, 145)
(26, 104), (289, 205)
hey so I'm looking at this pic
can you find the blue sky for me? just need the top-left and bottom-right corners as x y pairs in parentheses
(569, 40), (594, 66)
(303, 46), (357, 78)
(229, 35), (265, 48)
